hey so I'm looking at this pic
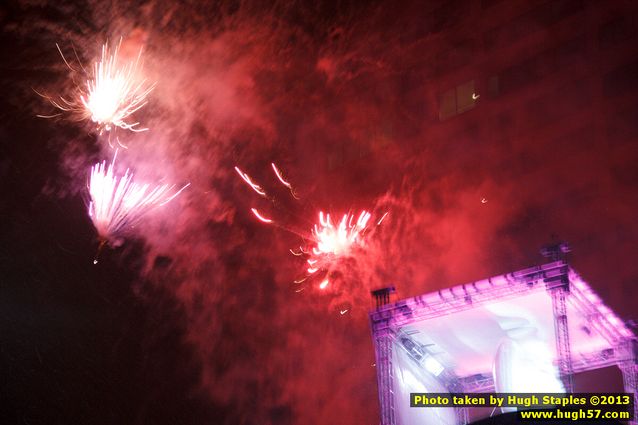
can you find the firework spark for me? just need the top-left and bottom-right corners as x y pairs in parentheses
(376, 211), (389, 225)
(311, 211), (371, 257)
(271, 163), (291, 188)
(42, 39), (155, 136)
(271, 162), (299, 199)
(250, 208), (273, 223)
(88, 152), (188, 261)
(298, 210), (373, 287)
(235, 166), (266, 196)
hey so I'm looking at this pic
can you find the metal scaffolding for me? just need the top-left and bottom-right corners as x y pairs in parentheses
(547, 270), (574, 392)
(370, 259), (637, 425)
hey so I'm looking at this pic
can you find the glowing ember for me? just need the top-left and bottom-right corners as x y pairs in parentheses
(376, 211), (389, 225)
(235, 166), (266, 196)
(43, 39), (155, 135)
(271, 162), (291, 188)
(250, 208), (273, 223)
(88, 152), (188, 253)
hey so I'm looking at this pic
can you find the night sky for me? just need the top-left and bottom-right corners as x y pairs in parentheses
(1, 1), (637, 424)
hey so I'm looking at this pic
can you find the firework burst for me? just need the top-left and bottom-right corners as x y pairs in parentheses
(88, 152), (189, 263)
(311, 211), (371, 257)
(40, 39), (155, 138)
(234, 162), (387, 294)
(301, 210), (372, 283)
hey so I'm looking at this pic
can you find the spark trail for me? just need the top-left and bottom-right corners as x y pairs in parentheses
(235, 166), (266, 196)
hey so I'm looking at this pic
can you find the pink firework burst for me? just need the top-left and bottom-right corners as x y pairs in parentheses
(88, 152), (188, 262)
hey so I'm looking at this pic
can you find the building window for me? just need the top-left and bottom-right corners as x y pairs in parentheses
(438, 80), (477, 120)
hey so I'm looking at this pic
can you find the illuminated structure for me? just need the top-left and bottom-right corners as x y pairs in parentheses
(370, 258), (637, 424)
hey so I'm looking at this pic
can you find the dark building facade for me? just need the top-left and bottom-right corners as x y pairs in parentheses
(325, 0), (638, 179)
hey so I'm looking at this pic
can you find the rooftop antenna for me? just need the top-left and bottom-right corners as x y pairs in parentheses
(371, 286), (396, 309)
(540, 240), (571, 261)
